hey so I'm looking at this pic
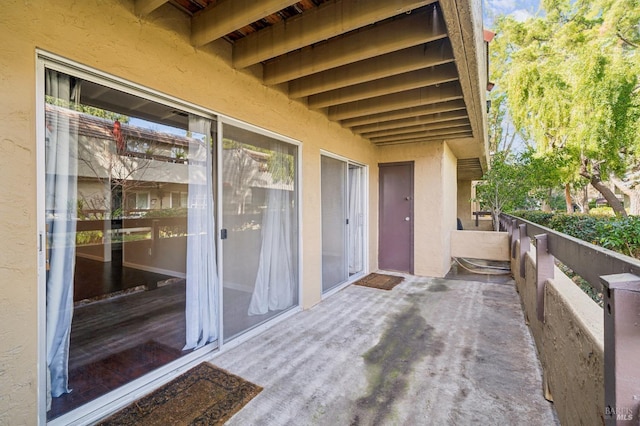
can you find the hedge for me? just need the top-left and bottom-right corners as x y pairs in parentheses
(511, 211), (640, 259)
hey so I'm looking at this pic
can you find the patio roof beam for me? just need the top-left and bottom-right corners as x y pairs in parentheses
(361, 118), (471, 139)
(352, 109), (468, 134)
(233, 0), (437, 68)
(135, 0), (168, 16)
(370, 126), (472, 144)
(192, 0), (299, 47)
(262, 10), (446, 85)
(341, 99), (467, 128)
(373, 131), (473, 146)
(328, 81), (462, 121)
(307, 63), (459, 109)
(288, 40), (454, 99)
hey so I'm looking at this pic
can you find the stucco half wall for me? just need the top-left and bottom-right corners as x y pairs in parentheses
(450, 230), (510, 261)
(512, 242), (605, 425)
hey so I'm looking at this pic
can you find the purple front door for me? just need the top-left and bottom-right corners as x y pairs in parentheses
(379, 162), (414, 273)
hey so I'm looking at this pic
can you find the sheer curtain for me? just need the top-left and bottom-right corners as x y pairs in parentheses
(45, 70), (80, 408)
(248, 143), (295, 315)
(348, 166), (364, 274)
(184, 116), (219, 350)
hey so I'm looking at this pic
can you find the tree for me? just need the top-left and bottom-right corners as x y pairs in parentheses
(476, 151), (533, 230)
(490, 0), (640, 216)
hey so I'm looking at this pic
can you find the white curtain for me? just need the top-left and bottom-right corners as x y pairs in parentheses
(248, 143), (295, 315)
(348, 166), (364, 274)
(184, 116), (219, 350)
(45, 70), (80, 407)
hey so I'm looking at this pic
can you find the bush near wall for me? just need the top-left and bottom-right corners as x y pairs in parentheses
(512, 211), (640, 259)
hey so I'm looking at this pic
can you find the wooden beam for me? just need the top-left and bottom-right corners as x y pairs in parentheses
(192, 0), (298, 47)
(341, 99), (467, 128)
(352, 110), (468, 134)
(361, 118), (471, 139)
(370, 126), (472, 144)
(308, 63), (458, 109)
(233, 0), (437, 68)
(328, 81), (462, 121)
(135, 0), (168, 16)
(288, 40), (453, 99)
(262, 10), (446, 85)
(372, 131), (473, 146)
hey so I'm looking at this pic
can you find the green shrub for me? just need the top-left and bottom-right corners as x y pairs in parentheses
(512, 210), (554, 226)
(596, 216), (640, 258)
(547, 214), (600, 244)
(513, 210), (640, 259)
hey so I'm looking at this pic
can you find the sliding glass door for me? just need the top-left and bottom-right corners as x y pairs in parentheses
(220, 121), (299, 341)
(321, 154), (365, 293)
(40, 58), (300, 422)
(42, 65), (220, 421)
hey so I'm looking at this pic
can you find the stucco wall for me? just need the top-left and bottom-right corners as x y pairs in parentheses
(450, 230), (509, 261)
(512, 243), (604, 426)
(0, 0), (474, 422)
(378, 141), (456, 277)
(457, 179), (472, 223)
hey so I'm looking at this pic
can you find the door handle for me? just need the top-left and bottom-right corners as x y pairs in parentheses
(405, 217), (410, 221)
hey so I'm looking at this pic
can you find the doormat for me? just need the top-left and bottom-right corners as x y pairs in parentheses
(354, 273), (404, 290)
(97, 363), (262, 426)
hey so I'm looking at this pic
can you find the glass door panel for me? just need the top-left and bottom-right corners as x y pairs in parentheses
(43, 68), (219, 421)
(348, 164), (365, 276)
(221, 122), (298, 341)
(321, 155), (348, 292)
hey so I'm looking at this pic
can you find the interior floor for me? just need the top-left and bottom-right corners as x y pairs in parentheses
(49, 256), (294, 420)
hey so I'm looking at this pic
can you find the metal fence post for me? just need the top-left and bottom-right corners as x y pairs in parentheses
(535, 234), (554, 323)
(600, 273), (640, 425)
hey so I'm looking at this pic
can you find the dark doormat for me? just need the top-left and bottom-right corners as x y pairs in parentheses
(97, 363), (262, 425)
(354, 273), (404, 290)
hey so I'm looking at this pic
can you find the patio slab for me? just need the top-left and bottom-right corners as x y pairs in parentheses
(212, 272), (559, 425)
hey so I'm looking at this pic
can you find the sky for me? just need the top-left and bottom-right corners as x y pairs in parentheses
(483, 0), (541, 27)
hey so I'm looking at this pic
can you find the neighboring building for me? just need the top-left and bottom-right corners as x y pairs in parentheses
(0, 0), (489, 424)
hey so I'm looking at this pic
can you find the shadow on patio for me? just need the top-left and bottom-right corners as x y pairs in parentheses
(212, 270), (558, 425)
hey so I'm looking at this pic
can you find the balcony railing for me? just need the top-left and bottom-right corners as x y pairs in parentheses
(500, 213), (640, 426)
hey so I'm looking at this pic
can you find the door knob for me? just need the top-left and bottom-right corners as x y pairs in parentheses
(405, 217), (410, 221)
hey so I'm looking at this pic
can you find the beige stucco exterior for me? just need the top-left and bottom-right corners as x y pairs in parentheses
(0, 1), (489, 423)
(378, 141), (458, 277)
(450, 230), (510, 261)
(512, 243), (605, 426)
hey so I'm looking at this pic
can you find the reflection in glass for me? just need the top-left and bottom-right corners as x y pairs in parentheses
(221, 123), (299, 340)
(44, 70), (217, 420)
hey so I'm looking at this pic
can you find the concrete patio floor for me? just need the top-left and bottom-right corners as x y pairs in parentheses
(212, 272), (559, 425)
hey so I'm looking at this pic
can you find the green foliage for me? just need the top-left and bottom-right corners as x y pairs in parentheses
(595, 216), (640, 257)
(491, 0), (640, 212)
(513, 210), (554, 226)
(143, 208), (187, 218)
(588, 206), (615, 216)
(514, 210), (640, 258)
(476, 153), (527, 210)
(46, 95), (130, 123)
(267, 150), (294, 183)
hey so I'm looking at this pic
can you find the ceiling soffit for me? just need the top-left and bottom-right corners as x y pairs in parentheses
(136, 0), (487, 175)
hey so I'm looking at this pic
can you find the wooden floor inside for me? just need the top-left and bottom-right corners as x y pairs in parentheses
(48, 254), (294, 421)
(48, 256), (188, 421)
